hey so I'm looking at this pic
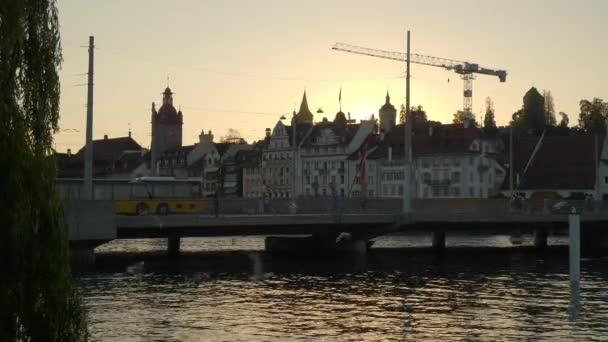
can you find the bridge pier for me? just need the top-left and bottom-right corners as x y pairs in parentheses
(534, 230), (548, 250)
(167, 237), (181, 257)
(432, 231), (446, 250)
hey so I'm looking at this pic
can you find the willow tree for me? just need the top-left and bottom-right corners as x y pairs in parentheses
(0, 1), (88, 341)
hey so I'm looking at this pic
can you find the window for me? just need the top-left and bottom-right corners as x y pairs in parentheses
(452, 172), (461, 183)
(340, 175), (345, 184)
(398, 185), (404, 195)
(469, 156), (474, 165)
(306, 176), (310, 185)
(331, 175), (336, 184)
(369, 190), (374, 197)
(423, 173), (431, 183)
(452, 187), (460, 196)
(470, 173), (473, 182)
(604, 176), (608, 184)
(422, 159), (430, 168)
(322, 188), (327, 196)
(453, 158), (461, 167)
(340, 188), (345, 197)
(469, 187), (474, 197)
(432, 187), (439, 196)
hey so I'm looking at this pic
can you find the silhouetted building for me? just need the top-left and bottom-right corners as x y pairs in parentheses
(150, 87), (183, 174)
(379, 90), (397, 134)
(295, 91), (314, 124)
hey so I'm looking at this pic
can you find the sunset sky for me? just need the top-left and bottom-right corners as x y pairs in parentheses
(54, 0), (607, 152)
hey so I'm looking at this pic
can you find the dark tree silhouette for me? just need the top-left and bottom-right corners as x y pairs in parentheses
(483, 97), (498, 137)
(578, 98), (608, 135)
(543, 90), (557, 127)
(452, 110), (478, 127)
(1, 0), (88, 340)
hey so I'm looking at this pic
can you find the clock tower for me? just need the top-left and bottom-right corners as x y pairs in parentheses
(150, 86), (183, 175)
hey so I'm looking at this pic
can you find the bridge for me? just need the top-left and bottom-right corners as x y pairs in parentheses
(64, 195), (608, 266)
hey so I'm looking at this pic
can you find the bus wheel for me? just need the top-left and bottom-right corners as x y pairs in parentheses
(157, 203), (169, 216)
(136, 203), (149, 216)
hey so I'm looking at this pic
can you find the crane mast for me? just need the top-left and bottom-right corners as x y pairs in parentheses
(332, 42), (507, 121)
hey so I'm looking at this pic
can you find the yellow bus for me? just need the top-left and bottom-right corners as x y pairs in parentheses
(113, 177), (204, 216)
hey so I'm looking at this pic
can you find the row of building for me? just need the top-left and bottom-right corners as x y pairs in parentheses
(55, 87), (608, 201)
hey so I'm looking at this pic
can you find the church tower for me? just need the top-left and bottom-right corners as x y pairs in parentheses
(379, 90), (397, 133)
(150, 86), (183, 175)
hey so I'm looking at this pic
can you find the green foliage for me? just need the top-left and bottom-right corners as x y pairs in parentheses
(452, 110), (478, 127)
(510, 87), (547, 136)
(483, 97), (498, 137)
(399, 104), (428, 124)
(543, 90), (557, 127)
(577, 98), (608, 135)
(553, 112), (570, 136)
(0, 0), (88, 340)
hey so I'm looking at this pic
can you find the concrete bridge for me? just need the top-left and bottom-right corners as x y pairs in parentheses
(65, 197), (608, 264)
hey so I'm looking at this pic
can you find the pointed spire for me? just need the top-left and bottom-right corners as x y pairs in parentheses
(386, 89), (390, 104)
(300, 90), (309, 113)
(296, 90), (313, 124)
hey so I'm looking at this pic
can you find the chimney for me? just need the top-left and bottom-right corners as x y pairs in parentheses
(128, 129), (131, 138)
(265, 128), (271, 138)
(104, 134), (108, 140)
(67, 148), (72, 157)
(388, 146), (392, 161)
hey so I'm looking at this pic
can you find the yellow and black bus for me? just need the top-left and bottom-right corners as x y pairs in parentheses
(113, 177), (204, 215)
(57, 177), (204, 215)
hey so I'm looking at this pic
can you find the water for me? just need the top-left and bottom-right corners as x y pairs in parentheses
(78, 235), (608, 341)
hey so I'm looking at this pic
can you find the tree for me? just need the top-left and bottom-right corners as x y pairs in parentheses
(220, 128), (247, 144)
(0, 1), (88, 340)
(483, 97), (498, 137)
(554, 112), (570, 136)
(410, 105), (428, 124)
(558, 112), (569, 127)
(578, 98), (608, 135)
(543, 90), (557, 127)
(399, 104), (428, 124)
(452, 110), (478, 127)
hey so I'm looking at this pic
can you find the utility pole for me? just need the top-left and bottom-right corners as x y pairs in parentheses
(83, 36), (95, 200)
(509, 125), (513, 199)
(403, 30), (412, 213)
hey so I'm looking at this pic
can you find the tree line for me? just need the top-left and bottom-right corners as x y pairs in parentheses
(398, 86), (608, 138)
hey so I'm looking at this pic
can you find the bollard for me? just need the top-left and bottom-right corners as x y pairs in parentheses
(569, 213), (580, 285)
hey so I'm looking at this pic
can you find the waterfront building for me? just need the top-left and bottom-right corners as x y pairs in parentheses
(370, 122), (506, 198)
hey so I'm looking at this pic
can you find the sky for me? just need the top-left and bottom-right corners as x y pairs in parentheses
(54, 0), (607, 152)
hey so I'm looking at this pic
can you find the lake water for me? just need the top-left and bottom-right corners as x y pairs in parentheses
(77, 235), (608, 341)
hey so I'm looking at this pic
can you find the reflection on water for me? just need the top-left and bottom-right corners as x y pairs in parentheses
(79, 235), (608, 341)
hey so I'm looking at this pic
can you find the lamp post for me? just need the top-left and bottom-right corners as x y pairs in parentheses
(403, 30), (412, 214)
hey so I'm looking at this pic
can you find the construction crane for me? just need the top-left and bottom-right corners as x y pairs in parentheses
(332, 42), (507, 120)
